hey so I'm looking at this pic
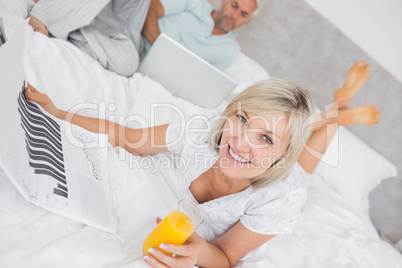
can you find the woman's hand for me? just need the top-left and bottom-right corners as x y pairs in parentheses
(144, 218), (202, 268)
(144, 236), (202, 268)
(24, 83), (59, 117)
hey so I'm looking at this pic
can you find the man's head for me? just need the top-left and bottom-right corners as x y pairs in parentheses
(215, 0), (259, 32)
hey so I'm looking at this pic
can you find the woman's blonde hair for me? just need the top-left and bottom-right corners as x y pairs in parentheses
(209, 79), (315, 189)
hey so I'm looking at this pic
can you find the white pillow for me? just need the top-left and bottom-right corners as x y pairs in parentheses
(314, 126), (398, 211)
(0, 0), (30, 20)
(219, 53), (270, 108)
(223, 53), (270, 89)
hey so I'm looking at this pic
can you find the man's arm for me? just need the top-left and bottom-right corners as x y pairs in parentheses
(142, 0), (165, 45)
(28, 16), (49, 36)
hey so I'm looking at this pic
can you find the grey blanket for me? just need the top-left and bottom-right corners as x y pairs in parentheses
(30, 0), (151, 77)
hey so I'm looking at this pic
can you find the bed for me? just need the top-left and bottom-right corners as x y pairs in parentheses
(1, 1), (402, 267)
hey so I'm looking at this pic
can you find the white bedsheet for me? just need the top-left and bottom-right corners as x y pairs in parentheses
(1, 2), (402, 267)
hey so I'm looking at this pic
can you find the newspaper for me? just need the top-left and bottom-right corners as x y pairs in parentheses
(0, 19), (117, 233)
(0, 18), (7, 46)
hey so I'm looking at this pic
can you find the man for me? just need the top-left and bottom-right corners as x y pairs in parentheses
(142, 0), (260, 70)
(29, 0), (259, 74)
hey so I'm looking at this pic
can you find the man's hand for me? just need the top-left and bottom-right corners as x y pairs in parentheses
(142, 0), (164, 45)
(28, 16), (49, 36)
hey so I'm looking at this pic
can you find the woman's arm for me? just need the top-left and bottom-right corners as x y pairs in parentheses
(24, 83), (169, 155)
(142, 0), (165, 45)
(145, 221), (276, 268)
(208, 221), (276, 267)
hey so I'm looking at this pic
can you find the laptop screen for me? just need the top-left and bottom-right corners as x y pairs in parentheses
(138, 34), (237, 108)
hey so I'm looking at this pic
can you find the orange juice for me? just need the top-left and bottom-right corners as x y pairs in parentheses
(143, 210), (194, 255)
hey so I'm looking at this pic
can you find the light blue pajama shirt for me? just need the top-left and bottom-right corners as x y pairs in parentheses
(144, 0), (241, 70)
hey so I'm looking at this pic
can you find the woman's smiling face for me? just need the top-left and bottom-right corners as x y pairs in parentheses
(218, 111), (289, 181)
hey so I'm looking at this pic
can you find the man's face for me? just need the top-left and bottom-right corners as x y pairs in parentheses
(217, 0), (257, 31)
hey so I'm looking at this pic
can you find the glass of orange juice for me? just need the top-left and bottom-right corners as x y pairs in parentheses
(143, 199), (203, 256)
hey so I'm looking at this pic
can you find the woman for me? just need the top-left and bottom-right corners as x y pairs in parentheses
(25, 62), (380, 267)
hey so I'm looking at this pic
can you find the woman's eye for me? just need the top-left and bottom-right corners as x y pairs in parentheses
(236, 114), (247, 124)
(263, 135), (273, 145)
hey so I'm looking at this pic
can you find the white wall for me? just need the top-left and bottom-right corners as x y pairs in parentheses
(304, 0), (402, 84)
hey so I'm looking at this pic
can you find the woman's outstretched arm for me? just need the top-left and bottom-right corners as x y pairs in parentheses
(24, 83), (169, 156)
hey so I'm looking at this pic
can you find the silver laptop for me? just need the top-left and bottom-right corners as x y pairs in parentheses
(138, 34), (237, 108)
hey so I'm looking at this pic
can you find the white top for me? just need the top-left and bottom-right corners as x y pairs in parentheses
(166, 109), (311, 239)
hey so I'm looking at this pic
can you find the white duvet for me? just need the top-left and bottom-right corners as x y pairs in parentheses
(1, 1), (402, 267)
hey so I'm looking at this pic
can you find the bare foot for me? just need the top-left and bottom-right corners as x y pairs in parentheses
(334, 62), (370, 109)
(28, 16), (49, 36)
(338, 105), (381, 126)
